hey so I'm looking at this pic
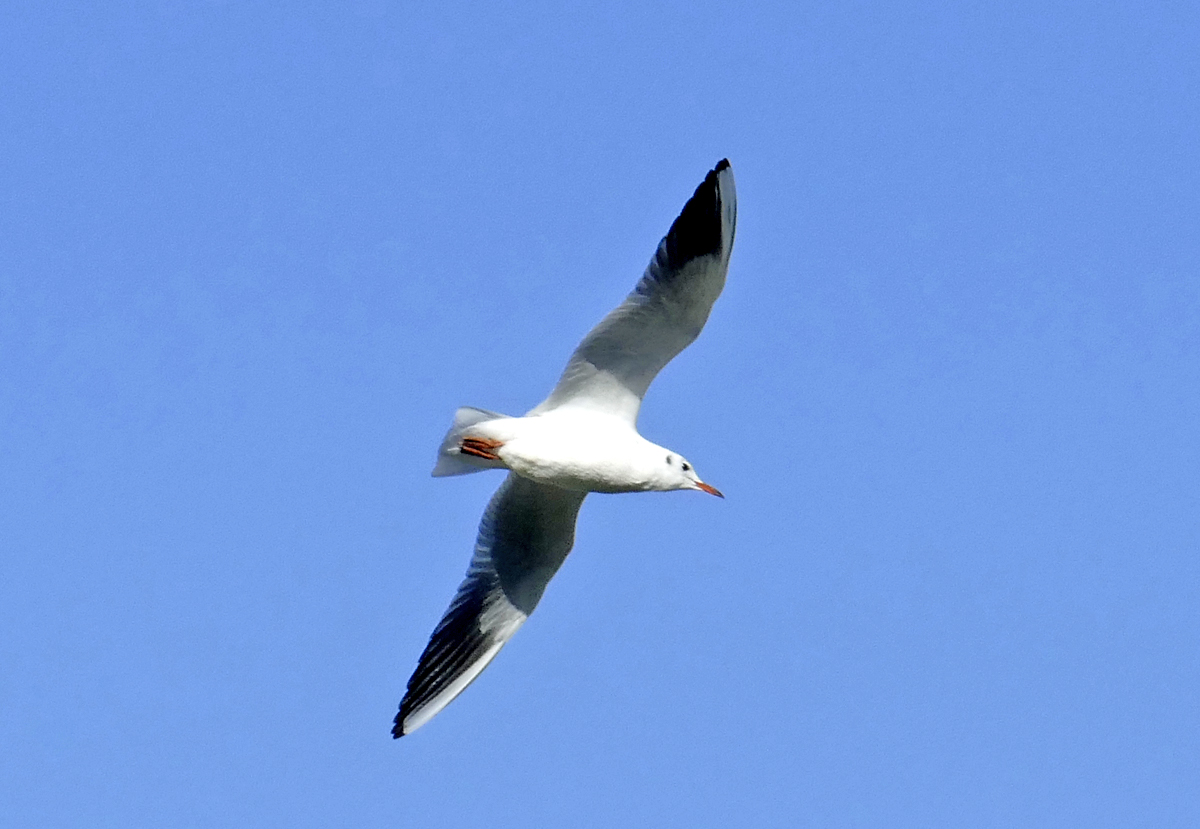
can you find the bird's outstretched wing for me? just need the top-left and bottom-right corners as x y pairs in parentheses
(531, 159), (737, 424)
(394, 473), (587, 737)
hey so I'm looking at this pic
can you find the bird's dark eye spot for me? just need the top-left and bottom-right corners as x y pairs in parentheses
(682, 462), (691, 472)
(666, 455), (673, 465)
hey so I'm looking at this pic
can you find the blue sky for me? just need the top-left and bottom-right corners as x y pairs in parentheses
(3, 1), (1198, 826)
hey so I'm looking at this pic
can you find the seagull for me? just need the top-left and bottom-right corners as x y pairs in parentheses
(393, 159), (737, 737)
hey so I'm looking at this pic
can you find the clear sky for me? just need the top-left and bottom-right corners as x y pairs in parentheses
(2, 2), (1198, 826)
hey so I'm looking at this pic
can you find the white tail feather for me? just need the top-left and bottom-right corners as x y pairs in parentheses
(431, 407), (507, 477)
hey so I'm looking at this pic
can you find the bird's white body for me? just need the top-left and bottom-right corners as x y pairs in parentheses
(464, 410), (685, 494)
(394, 160), (737, 737)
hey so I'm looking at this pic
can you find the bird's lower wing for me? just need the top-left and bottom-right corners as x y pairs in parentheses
(394, 473), (588, 737)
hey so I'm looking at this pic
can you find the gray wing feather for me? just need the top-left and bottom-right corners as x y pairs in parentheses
(531, 160), (737, 423)
(393, 473), (587, 737)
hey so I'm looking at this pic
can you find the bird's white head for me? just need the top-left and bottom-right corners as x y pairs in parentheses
(655, 451), (723, 497)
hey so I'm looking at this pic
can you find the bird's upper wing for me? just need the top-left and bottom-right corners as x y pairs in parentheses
(530, 159), (737, 424)
(393, 473), (588, 737)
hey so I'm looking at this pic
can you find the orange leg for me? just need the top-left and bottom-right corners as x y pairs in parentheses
(460, 437), (505, 461)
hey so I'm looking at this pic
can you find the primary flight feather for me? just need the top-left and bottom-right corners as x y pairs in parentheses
(394, 159), (736, 737)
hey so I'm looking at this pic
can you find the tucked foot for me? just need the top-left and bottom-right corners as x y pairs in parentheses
(460, 437), (505, 461)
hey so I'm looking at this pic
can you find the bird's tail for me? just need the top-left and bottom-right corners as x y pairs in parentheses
(431, 407), (508, 477)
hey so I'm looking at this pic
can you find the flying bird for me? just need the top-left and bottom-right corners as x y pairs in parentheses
(394, 159), (737, 737)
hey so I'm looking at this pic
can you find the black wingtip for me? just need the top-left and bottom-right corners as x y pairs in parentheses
(392, 715), (406, 739)
(661, 160), (732, 269)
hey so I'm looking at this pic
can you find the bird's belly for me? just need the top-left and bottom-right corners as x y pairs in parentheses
(500, 432), (647, 493)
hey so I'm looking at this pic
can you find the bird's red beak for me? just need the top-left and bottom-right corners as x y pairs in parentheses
(696, 482), (724, 498)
